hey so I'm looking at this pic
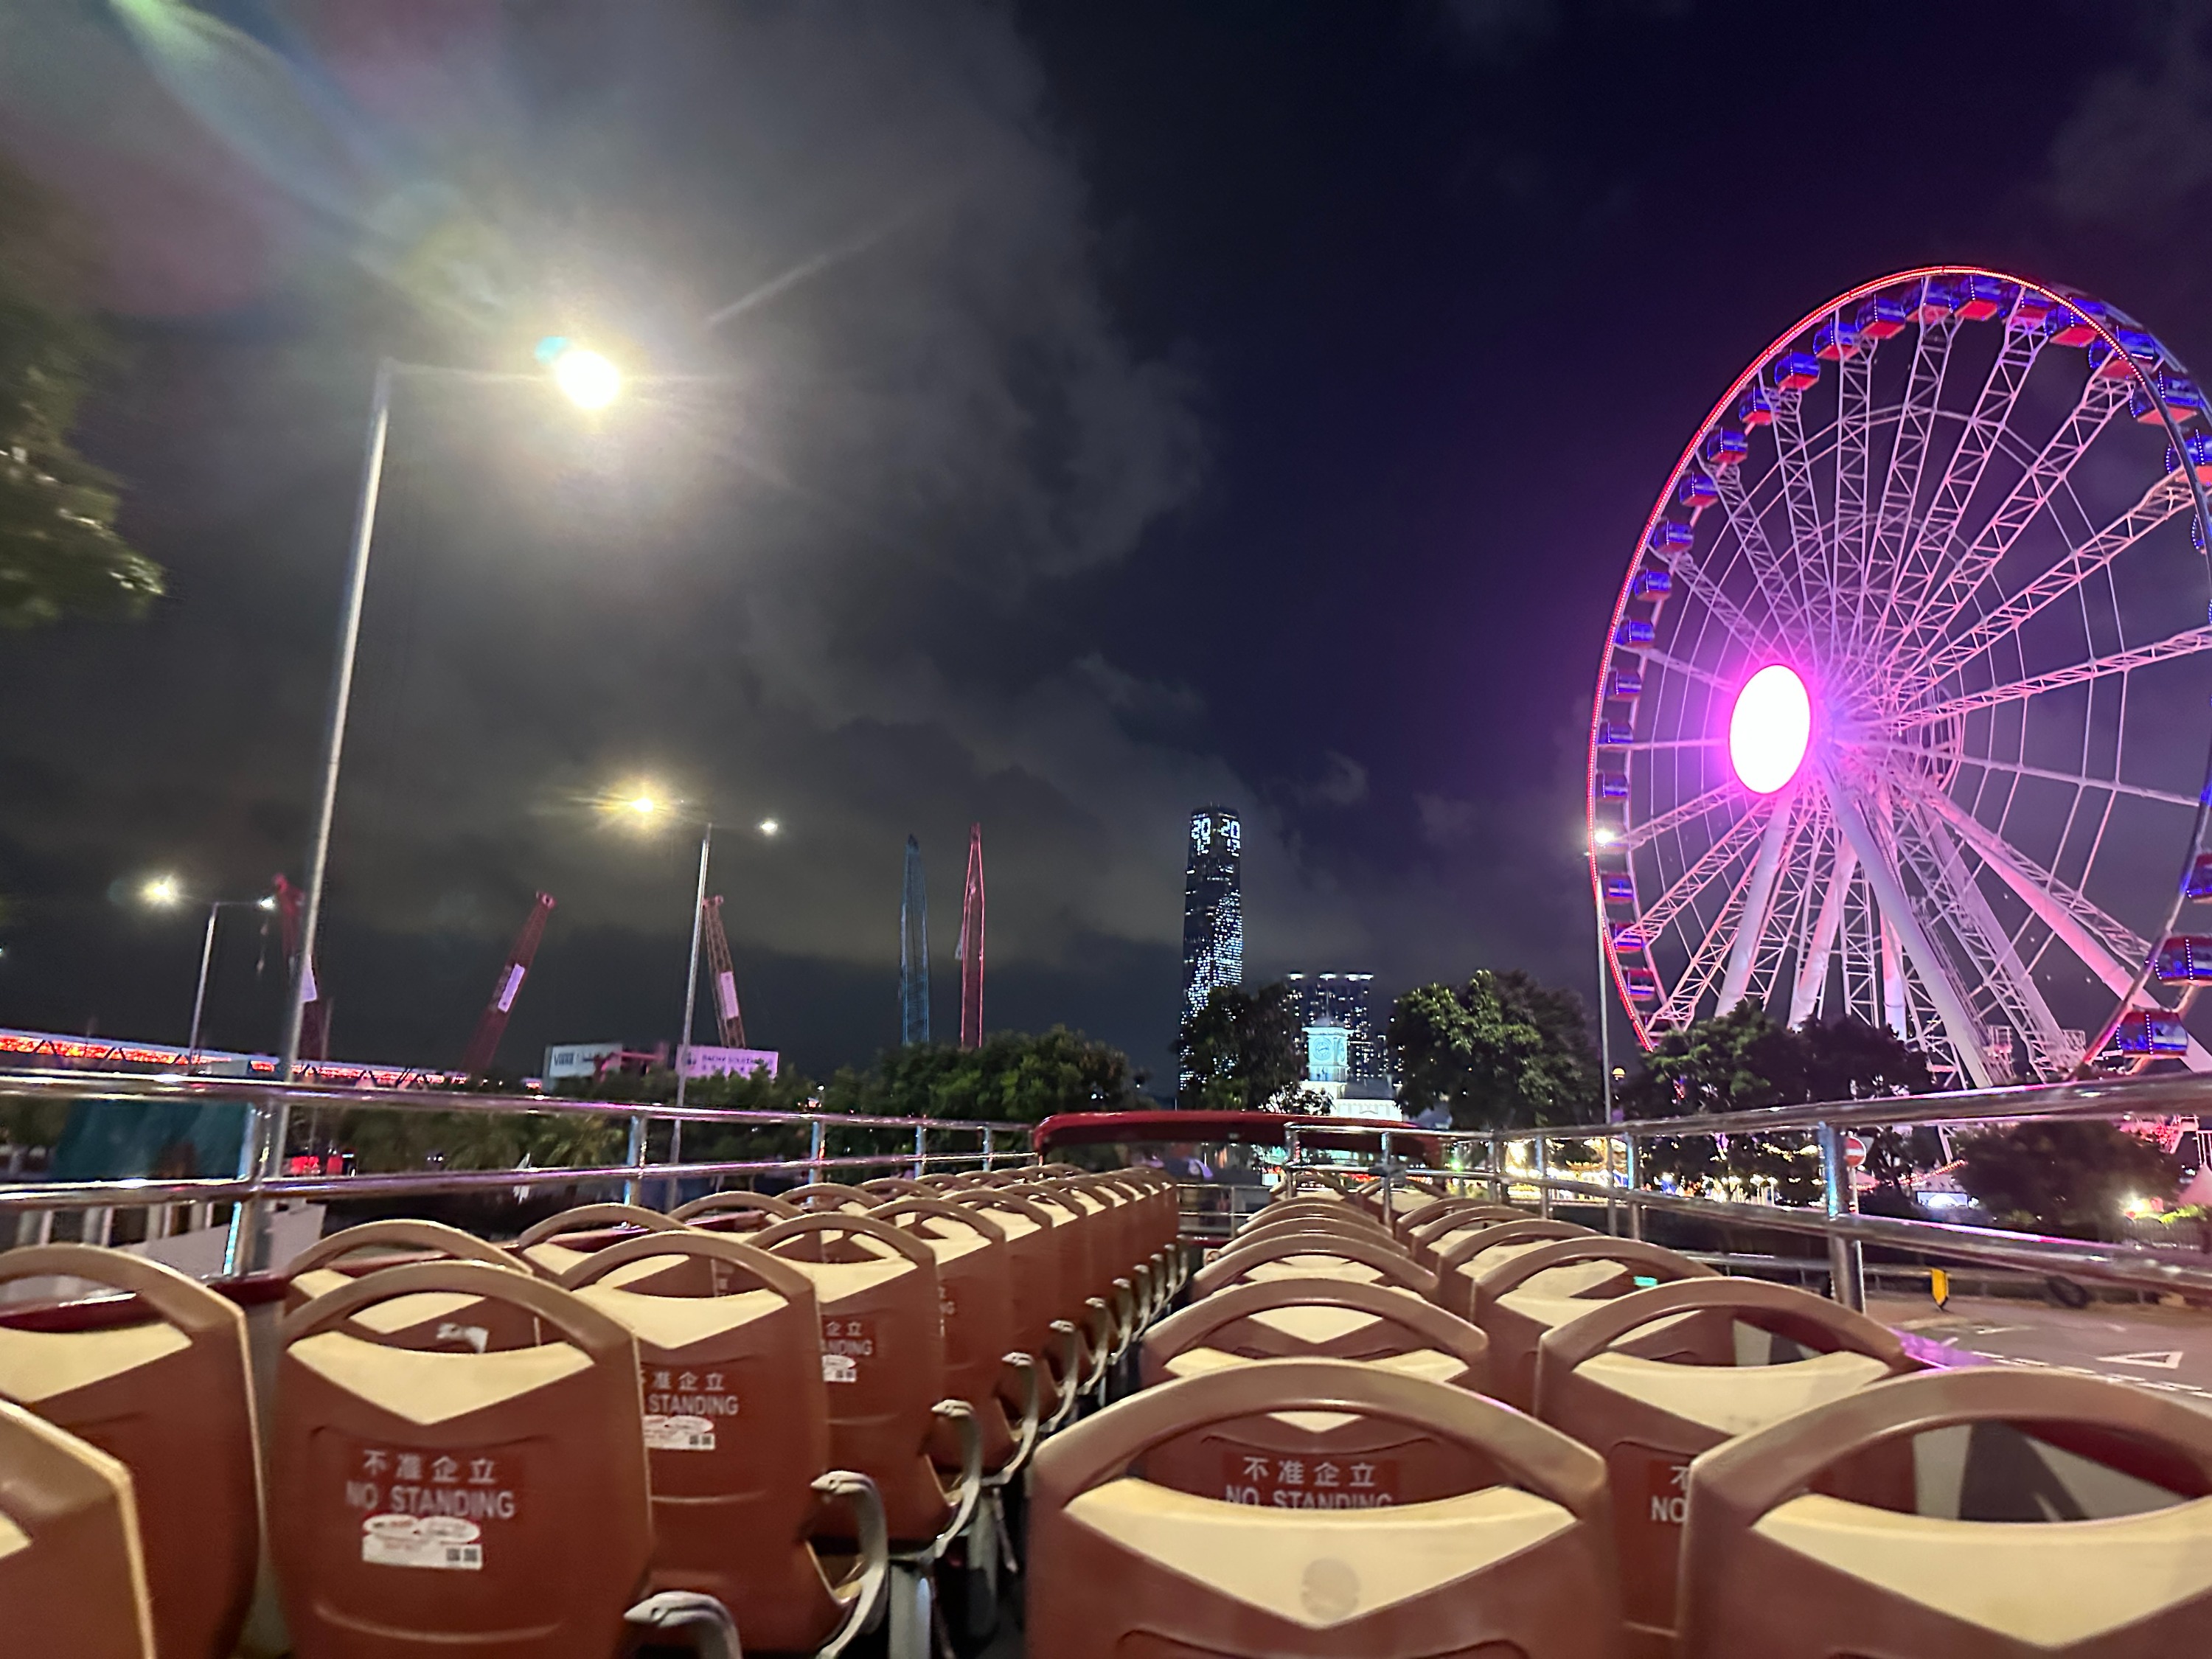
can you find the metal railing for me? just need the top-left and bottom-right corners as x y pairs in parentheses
(0, 1069), (1032, 1268)
(1281, 1070), (2212, 1312)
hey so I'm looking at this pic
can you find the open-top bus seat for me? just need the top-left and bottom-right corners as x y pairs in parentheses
(751, 1213), (982, 1554)
(1402, 1202), (1530, 1262)
(1461, 1237), (1714, 1412)
(512, 1204), (686, 1284)
(0, 1397), (156, 1658)
(1138, 1279), (1498, 1507)
(869, 1197), (1037, 1478)
(858, 1178), (931, 1198)
(287, 1220), (535, 1353)
(0, 1245), (261, 1659)
(670, 1192), (801, 1236)
(558, 1232), (888, 1657)
(1192, 1231), (1436, 1302)
(1029, 1357), (1624, 1657)
(271, 1260), (660, 1659)
(956, 1190), (1087, 1433)
(1427, 1217), (1593, 1301)
(778, 1183), (878, 1213)
(994, 1185), (1117, 1418)
(1534, 1279), (1914, 1655)
(1677, 1366), (2212, 1657)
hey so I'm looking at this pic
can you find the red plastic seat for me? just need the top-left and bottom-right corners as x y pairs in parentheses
(1460, 1237), (1714, 1412)
(512, 1203), (686, 1283)
(956, 1190), (1087, 1430)
(0, 1395), (156, 1658)
(1679, 1368), (2212, 1656)
(1427, 1217), (1594, 1300)
(557, 1231), (888, 1655)
(271, 1260), (655, 1659)
(751, 1213), (981, 1551)
(1401, 1202), (1528, 1262)
(1534, 1279), (1915, 1655)
(0, 1245), (261, 1659)
(286, 1220), (536, 1353)
(1192, 1231), (1436, 1301)
(1138, 1279), (1496, 1507)
(1029, 1357), (1623, 1656)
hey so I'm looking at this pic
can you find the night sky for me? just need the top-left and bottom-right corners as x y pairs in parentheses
(1, 1), (2207, 1093)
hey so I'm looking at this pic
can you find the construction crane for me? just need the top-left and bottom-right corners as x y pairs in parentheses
(271, 874), (330, 1061)
(701, 894), (746, 1047)
(462, 892), (556, 1078)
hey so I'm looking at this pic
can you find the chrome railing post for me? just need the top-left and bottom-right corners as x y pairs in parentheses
(623, 1110), (647, 1206)
(220, 1092), (276, 1276)
(1818, 1121), (1866, 1312)
(912, 1123), (926, 1180)
(808, 1117), (827, 1179)
(982, 1127), (996, 1172)
(1624, 1133), (1644, 1242)
(1604, 1132), (1619, 1237)
(1535, 1134), (1551, 1220)
(1284, 1123), (1301, 1194)
(1379, 1130), (1394, 1214)
(1488, 1130), (1504, 1203)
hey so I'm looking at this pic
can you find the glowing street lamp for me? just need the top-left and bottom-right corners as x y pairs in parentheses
(140, 874), (182, 908)
(552, 347), (622, 411)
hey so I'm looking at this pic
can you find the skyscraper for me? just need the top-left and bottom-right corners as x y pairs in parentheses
(900, 835), (930, 1046)
(1180, 807), (1245, 1039)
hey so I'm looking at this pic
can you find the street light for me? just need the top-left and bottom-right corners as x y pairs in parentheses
(140, 874), (181, 908)
(135, 880), (276, 1066)
(241, 344), (628, 1272)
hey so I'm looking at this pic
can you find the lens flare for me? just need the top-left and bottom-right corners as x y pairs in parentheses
(1728, 665), (1812, 794)
(552, 347), (621, 410)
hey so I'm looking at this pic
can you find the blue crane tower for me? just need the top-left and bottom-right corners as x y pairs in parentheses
(900, 835), (931, 1045)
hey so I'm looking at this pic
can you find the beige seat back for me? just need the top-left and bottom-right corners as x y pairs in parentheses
(1679, 1367), (2212, 1657)
(512, 1203), (686, 1283)
(1463, 1237), (1713, 1411)
(0, 1397), (156, 1658)
(0, 1245), (261, 1659)
(285, 1220), (535, 1354)
(1029, 1357), (1621, 1656)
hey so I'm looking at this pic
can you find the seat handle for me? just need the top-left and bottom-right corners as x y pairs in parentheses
(810, 1471), (890, 1659)
(869, 1196), (1007, 1247)
(1079, 1298), (1116, 1395)
(1470, 1235), (1714, 1311)
(277, 1259), (634, 1361)
(918, 1399), (984, 1564)
(1535, 1276), (1908, 1385)
(1043, 1320), (1084, 1433)
(989, 1353), (1041, 1484)
(554, 1228), (818, 1306)
(287, 1219), (521, 1279)
(0, 1243), (242, 1339)
(623, 1590), (742, 1659)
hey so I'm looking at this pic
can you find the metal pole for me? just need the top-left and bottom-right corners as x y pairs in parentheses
(1488, 1130), (1503, 1203)
(1819, 1121), (1866, 1311)
(1535, 1134), (1551, 1220)
(808, 1117), (826, 1178)
(668, 822), (713, 1170)
(1598, 911), (1616, 1124)
(234, 355), (392, 1273)
(1624, 1133), (1644, 1242)
(912, 1123), (926, 1180)
(187, 902), (220, 1066)
(981, 1127), (996, 1172)
(1604, 1131), (1618, 1237)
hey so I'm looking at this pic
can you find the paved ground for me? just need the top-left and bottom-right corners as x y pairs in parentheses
(1871, 1291), (2212, 1409)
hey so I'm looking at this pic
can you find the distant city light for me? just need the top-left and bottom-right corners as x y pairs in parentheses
(551, 346), (622, 410)
(758, 818), (779, 836)
(257, 894), (278, 911)
(1592, 827), (1619, 847)
(140, 874), (181, 908)
(1728, 664), (1812, 794)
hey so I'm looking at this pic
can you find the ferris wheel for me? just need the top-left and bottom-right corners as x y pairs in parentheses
(1590, 266), (2212, 1087)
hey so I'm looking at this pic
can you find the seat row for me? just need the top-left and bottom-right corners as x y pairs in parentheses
(1019, 1177), (2212, 1657)
(0, 1162), (1183, 1659)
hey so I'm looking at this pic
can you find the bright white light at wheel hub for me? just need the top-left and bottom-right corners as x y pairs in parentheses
(1729, 665), (1812, 793)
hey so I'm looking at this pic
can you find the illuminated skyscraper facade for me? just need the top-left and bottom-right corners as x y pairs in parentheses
(1180, 807), (1245, 1041)
(1284, 973), (1383, 1083)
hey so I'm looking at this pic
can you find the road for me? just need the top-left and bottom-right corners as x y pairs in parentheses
(1871, 1291), (2212, 1411)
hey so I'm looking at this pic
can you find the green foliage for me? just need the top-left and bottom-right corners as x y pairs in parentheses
(1952, 1121), (2182, 1239)
(1385, 970), (1598, 1130)
(1621, 1009), (1940, 1206)
(1175, 984), (1304, 1111)
(327, 1105), (627, 1175)
(0, 161), (161, 627)
(854, 1028), (1141, 1123)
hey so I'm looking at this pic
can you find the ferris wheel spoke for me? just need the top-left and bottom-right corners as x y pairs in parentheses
(1615, 737), (1724, 753)
(1619, 780), (1742, 852)
(1902, 746), (2201, 810)
(1823, 764), (1996, 1086)
(1651, 860), (1756, 1030)
(1717, 785), (1804, 1008)
(1912, 781), (2153, 980)
(1635, 646), (1733, 693)
(1767, 386), (1827, 635)
(1863, 318), (1958, 640)
(1663, 543), (1781, 660)
(1889, 325), (2046, 639)
(1708, 458), (1810, 641)
(1910, 468), (2193, 686)
(1789, 824), (1857, 1026)
(1892, 622), (2212, 730)
(1888, 375), (2133, 674)
(1899, 801), (2083, 1077)
(1635, 801), (1772, 939)
(1831, 344), (1874, 655)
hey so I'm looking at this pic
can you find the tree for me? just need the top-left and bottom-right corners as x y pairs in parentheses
(1386, 970), (1599, 1130)
(1176, 984), (1304, 1111)
(856, 1028), (1142, 1123)
(0, 161), (161, 627)
(1953, 1121), (2183, 1239)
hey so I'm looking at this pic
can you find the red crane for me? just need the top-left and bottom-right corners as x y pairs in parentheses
(956, 823), (985, 1048)
(462, 892), (556, 1077)
(700, 894), (745, 1047)
(271, 874), (330, 1061)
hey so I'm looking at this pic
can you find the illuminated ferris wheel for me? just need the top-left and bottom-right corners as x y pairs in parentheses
(1590, 266), (2212, 1086)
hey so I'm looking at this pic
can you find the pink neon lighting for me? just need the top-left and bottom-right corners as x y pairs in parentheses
(1729, 665), (1811, 793)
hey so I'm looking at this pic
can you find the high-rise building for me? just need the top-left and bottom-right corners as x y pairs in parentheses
(1180, 807), (1245, 1048)
(1284, 973), (1383, 1083)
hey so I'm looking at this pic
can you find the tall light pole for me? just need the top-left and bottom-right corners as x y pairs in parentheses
(187, 894), (278, 1067)
(234, 343), (625, 1271)
(1592, 827), (1618, 1125)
